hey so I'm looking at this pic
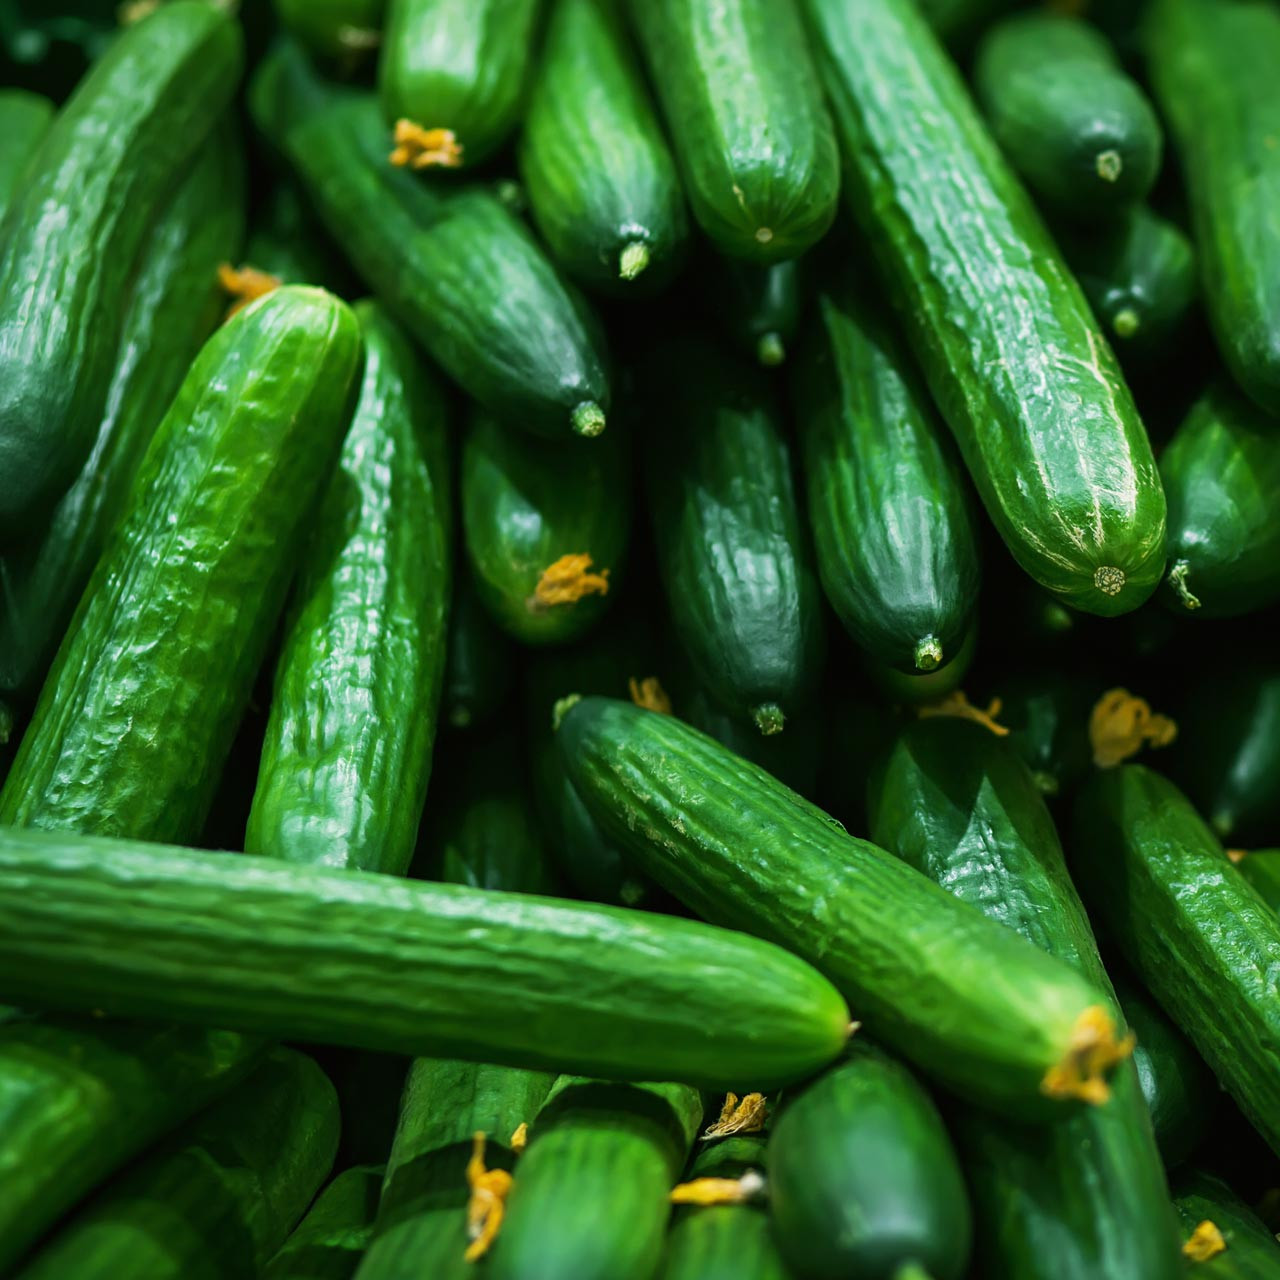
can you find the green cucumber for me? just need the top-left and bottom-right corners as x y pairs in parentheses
(995, 670), (1097, 799)
(558, 697), (1119, 1118)
(917, 0), (1020, 43)
(1236, 850), (1280, 914)
(865, 619), (976, 709)
(704, 257), (803, 368)
(243, 179), (351, 294)
(0, 2), (242, 538)
(769, 1043), (972, 1280)
(264, 1164), (384, 1280)
(0, 286), (361, 843)
(245, 300), (450, 876)
(797, 274), (980, 675)
(519, 0), (688, 295)
(1173, 1169), (1280, 1278)
(275, 0), (384, 61)
(804, 0), (1166, 616)
(626, 0), (838, 262)
(442, 574), (515, 731)
(15, 1048), (338, 1280)
(0, 90), (52, 217)
(1147, 0), (1280, 416)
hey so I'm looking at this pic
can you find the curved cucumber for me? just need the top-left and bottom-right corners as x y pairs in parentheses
(275, 0), (384, 61)
(704, 257), (803, 368)
(264, 1163), (384, 1280)
(442, 573), (515, 731)
(0, 90), (52, 217)
(1172, 1169), (1280, 1278)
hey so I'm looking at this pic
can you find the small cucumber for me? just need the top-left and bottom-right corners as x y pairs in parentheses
(243, 179), (351, 294)
(1173, 1169), (1280, 1278)
(0, 90), (52, 217)
(703, 257), (803, 368)
(442, 573), (515, 731)
(995, 670), (1097, 800)
(264, 1164), (384, 1280)
(1236, 850), (1280, 914)
(275, 0), (384, 62)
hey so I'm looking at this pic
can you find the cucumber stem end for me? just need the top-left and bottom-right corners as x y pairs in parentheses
(571, 401), (606, 437)
(756, 332), (786, 366)
(618, 241), (649, 281)
(1112, 307), (1141, 339)
(914, 636), (943, 672)
(1167, 559), (1201, 611)
(551, 693), (582, 732)
(1095, 149), (1123, 183)
(753, 703), (785, 736)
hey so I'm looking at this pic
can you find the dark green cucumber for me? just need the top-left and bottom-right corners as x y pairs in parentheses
(264, 1164), (384, 1280)
(1236, 850), (1280, 914)
(244, 179), (351, 294)
(0, 119), (246, 701)
(558, 697), (1118, 1118)
(995, 670), (1097, 800)
(442, 573), (515, 730)
(0, 287), (361, 843)
(797, 274), (981, 675)
(1173, 1169), (1280, 1278)
(917, 0), (1020, 43)
(804, 0), (1166, 616)
(1147, 0), (1280, 416)
(1159, 385), (1280, 618)
(0, 826), (851, 1089)
(275, 0), (384, 61)
(975, 13), (1162, 222)
(626, 0), (838, 262)
(0, 90), (52, 217)
(704, 257), (803, 368)
(0, 2), (242, 538)
(245, 301), (450, 876)
(16, 1048), (338, 1280)
(519, 0), (687, 295)
(1072, 765), (1280, 1156)
(769, 1043), (972, 1280)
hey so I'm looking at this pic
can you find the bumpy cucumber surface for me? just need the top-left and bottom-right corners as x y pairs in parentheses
(264, 1164), (384, 1280)
(0, 90), (52, 217)
(442, 573), (515, 730)
(704, 256), (803, 367)
(275, 0), (385, 61)
(1172, 1169), (1280, 1278)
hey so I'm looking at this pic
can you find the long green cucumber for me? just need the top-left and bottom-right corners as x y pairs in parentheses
(264, 1164), (384, 1280)
(442, 574), (514, 731)
(0, 90), (52, 217)
(245, 301), (450, 876)
(558, 697), (1120, 1118)
(1173, 1169), (1280, 1278)
(704, 257), (803, 367)
(0, 2), (242, 537)
(275, 0), (384, 61)
(1236, 850), (1280, 914)
(803, 0), (1166, 616)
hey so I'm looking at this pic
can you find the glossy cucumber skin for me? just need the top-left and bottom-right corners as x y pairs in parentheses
(1172, 1169), (1280, 1279)
(804, 0), (1166, 616)
(769, 1043), (972, 1280)
(558, 697), (1111, 1118)
(264, 1164), (384, 1280)
(0, 826), (851, 1090)
(705, 257), (803, 367)
(245, 301), (451, 876)
(1159, 385), (1280, 618)
(441, 574), (514, 731)
(519, 0), (687, 295)
(0, 2), (242, 539)
(1237, 850), (1280, 914)
(797, 278), (980, 675)
(1147, 0), (1280, 416)
(275, 0), (385, 60)
(462, 411), (629, 645)
(627, 0), (838, 262)
(1073, 765), (1280, 1157)
(0, 120), (246, 702)
(0, 90), (52, 218)
(0, 287), (362, 844)
(15, 1049), (338, 1280)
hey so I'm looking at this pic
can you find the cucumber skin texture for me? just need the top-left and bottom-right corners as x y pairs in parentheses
(558, 697), (1111, 1118)
(275, 0), (385, 60)
(0, 827), (851, 1091)
(797, 279), (981, 674)
(1172, 1169), (1280, 1278)
(16, 1049), (338, 1280)
(245, 301), (451, 876)
(0, 121), (246, 701)
(975, 14), (1162, 222)
(519, 0), (688, 296)
(263, 1163), (384, 1280)
(1147, 0), (1280, 416)
(0, 3), (242, 540)
(1238, 850), (1280, 914)
(627, 0), (839, 262)
(0, 287), (362, 844)
(804, 0), (1166, 616)
(1072, 765), (1280, 1158)
(441, 574), (514, 730)
(769, 1043), (972, 1280)
(0, 90), (53, 219)
(0, 1020), (261, 1275)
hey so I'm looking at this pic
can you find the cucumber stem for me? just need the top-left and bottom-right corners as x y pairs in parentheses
(913, 635), (943, 672)
(756, 332), (786, 367)
(618, 241), (650, 281)
(571, 401), (606, 437)
(1095, 149), (1123, 183)
(754, 227), (774, 244)
(1092, 565), (1125, 597)
(893, 1265), (934, 1280)
(1167, 559), (1201, 611)
(1112, 306), (1141, 339)
(753, 703), (785, 736)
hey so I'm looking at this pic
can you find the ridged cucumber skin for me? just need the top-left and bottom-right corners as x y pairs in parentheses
(275, 0), (385, 61)
(1147, 0), (1280, 416)
(1173, 1169), (1280, 1279)
(0, 287), (362, 844)
(462, 411), (629, 645)
(797, 279), (981, 675)
(245, 301), (451, 876)
(626, 0), (839, 262)
(15, 1049), (339, 1280)
(0, 90), (52, 218)
(869, 719), (1180, 1280)
(0, 121), (246, 702)
(804, 0), (1166, 616)
(1159, 385), (1280, 619)
(441, 574), (514, 731)
(0, 827), (851, 1090)
(769, 1044), (972, 1280)
(519, 0), (687, 296)
(558, 697), (1112, 1118)
(975, 14), (1162, 222)
(491, 1078), (702, 1280)
(264, 1163), (384, 1280)
(1072, 765), (1280, 1157)
(0, 2), (242, 539)
(0, 1020), (261, 1274)
(379, 0), (543, 166)
(705, 257), (803, 367)
(1237, 850), (1280, 914)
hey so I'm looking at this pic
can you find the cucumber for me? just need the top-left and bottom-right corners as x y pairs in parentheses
(558, 697), (1121, 1118)
(0, 287), (362, 843)
(1073, 765), (1280, 1156)
(15, 1048), (338, 1280)
(442, 574), (515, 730)
(243, 179), (351, 295)
(0, 90), (52, 217)
(975, 14), (1162, 222)
(704, 257), (803, 368)
(245, 301), (451, 877)
(264, 1164), (384, 1280)
(917, 0), (1020, 43)
(995, 670), (1097, 799)
(796, 274), (981, 676)
(519, 0), (688, 295)
(769, 1043), (972, 1280)
(1236, 849), (1280, 914)
(0, 825), (852, 1090)
(462, 410), (629, 645)
(1159, 385), (1280, 618)
(0, 2), (242, 538)
(803, 0), (1166, 616)
(1146, 0), (1280, 416)
(1173, 1169), (1280, 1277)
(275, 0), (384, 61)
(626, 0), (838, 262)
(865, 623), (976, 709)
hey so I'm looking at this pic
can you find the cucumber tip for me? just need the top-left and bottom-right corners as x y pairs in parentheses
(1095, 149), (1123, 183)
(618, 241), (650, 281)
(1093, 565), (1125, 597)
(570, 401), (606, 438)
(1112, 307), (1141, 339)
(756, 332), (786, 367)
(1167, 559), (1201, 611)
(753, 702), (785, 736)
(551, 693), (582, 731)
(914, 636), (943, 672)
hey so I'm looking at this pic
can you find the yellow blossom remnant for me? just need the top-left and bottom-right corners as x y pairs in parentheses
(1089, 688), (1177, 768)
(1183, 1220), (1227, 1263)
(917, 690), (1009, 737)
(389, 119), (463, 169)
(463, 1132), (513, 1263)
(509, 1122), (529, 1155)
(670, 1169), (766, 1206)
(702, 1092), (767, 1140)
(530, 554), (610, 609)
(1041, 1005), (1135, 1106)
(218, 263), (282, 321)
(628, 676), (672, 716)
(1227, 849), (1248, 865)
